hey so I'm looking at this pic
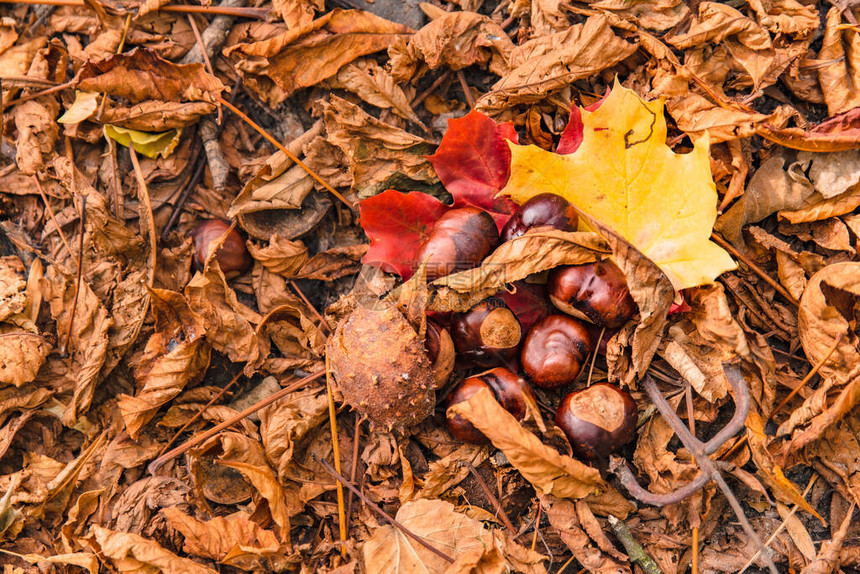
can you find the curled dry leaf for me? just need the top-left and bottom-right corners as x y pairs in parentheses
(41, 264), (113, 426)
(389, 11), (514, 81)
(14, 98), (60, 175)
(0, 328), (50, 387)
(430, 230), (607, 313)
(581, 214), (674, 387)
(225, 9), (411, 106)
(161, 507), (282, 570)
(817, 8), (860, 117)
(247, 234), (309, 278)
(184, 240), (269, 373)
(117, 289), (210, 439)
(541, 495), (631, 574)
(322, 96), (437, 197)
(477, 16), (637, 117)
(798, 262), (860, 379)
(363, 498), (542, 574)
(91, 525), (219, 574)
(192, 432), (295, 543)
(0, 256), (26, 322)
(259, 386), (328, 482)
(324, 58), (422, 125)
(449, 387), (630, 514)
(327, 303), (435, 429)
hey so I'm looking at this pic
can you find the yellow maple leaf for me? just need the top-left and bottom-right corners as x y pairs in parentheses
(500, 82), (736, 290)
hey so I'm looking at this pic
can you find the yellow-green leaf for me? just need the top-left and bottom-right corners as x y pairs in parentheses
(501, 81), (736, 290)
(103, 125), (181, 159)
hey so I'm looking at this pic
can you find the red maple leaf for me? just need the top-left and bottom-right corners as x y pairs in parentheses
(557, 96), (607, 155)
(427, 110), (519, 227)
(359, 190), (451, 278)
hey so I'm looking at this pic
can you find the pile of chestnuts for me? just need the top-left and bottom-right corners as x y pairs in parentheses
(417, 193), (640, 461)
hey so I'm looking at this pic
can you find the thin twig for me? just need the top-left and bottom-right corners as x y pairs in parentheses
(626, 371), (779, 574)
(33, 176), (72, 258)
(290, 280), (333, 334)
(464, 461), (517, 535)
(154, 372), (244, 461)
(326, 355), (347, 556)
(692, 526), (699, 574)
(62, 194), (86, 356)
(738, 475), (818, 573)
(531, 502), (542, 551)
(5, 80), (74, 108)
(608, 515), (663, 574)
(456, 70), (476, 109)
(768, 333), (844, 422)
(711, 233), (800, 308)
(148, 370), (324, 473)
(586, 326), (604, 387)
(345, 414), (362, 535)
(0, 0), (267, 18)
(411, 71), (452, 108)
(217, 97), (355, 211)
(318, 458), (455, 564)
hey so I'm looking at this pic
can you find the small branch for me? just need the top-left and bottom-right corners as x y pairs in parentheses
(411, 70), (452, 108)
(218, 97), (355, 212)
(464, 461), (517, 535)
(326, 355), (348, 556)
(62, 194), (86, 357)
(153, 372), (244, 461)
(612, 365), (779, 574)
(711, 233), (800, 308)
(768, 333), (843, 422)
(456, 70), (476, 109)
(148, 370), (324, 473)
(0, 0), (267, 19)
(318, 458), (455, 564)
(608, 515), (663, 574)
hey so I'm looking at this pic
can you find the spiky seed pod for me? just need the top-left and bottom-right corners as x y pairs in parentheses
(327, 304), (435, 429)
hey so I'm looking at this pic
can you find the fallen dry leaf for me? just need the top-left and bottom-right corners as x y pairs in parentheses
(225, 9), (411, 106)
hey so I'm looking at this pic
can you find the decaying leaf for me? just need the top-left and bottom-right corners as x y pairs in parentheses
(225, 9), (411, 106)
(449, 386), (629, 513)
(117, 289), (209, 439)
(91, 525), (219, 574)
(798, 262), (860, 379)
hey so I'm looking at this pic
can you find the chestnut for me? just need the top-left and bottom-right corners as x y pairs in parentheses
(548, 261), (636, 329)
(521, 315), (592, 389)
(190, 219), (252, 277)
(425, 319), (455, 389)
(555, 383), (637, 460)
(451, 298), (522, 367)
(447, 367), (535, 444)
(501, 193), (578, 242)
(415, 207), (499, 280)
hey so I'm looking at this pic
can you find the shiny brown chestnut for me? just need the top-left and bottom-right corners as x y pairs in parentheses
(501, 193), (578, 242)
(190, 219), (252, 277)
(555, 383), (637, 460)
(425, 319), (455, 389)
(415, 207), (499, 280)
(521, 315), (592, 389)
(451, 298), (522, 367)
(447, 367), (535, 444)
(548, 261), (637, 329)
